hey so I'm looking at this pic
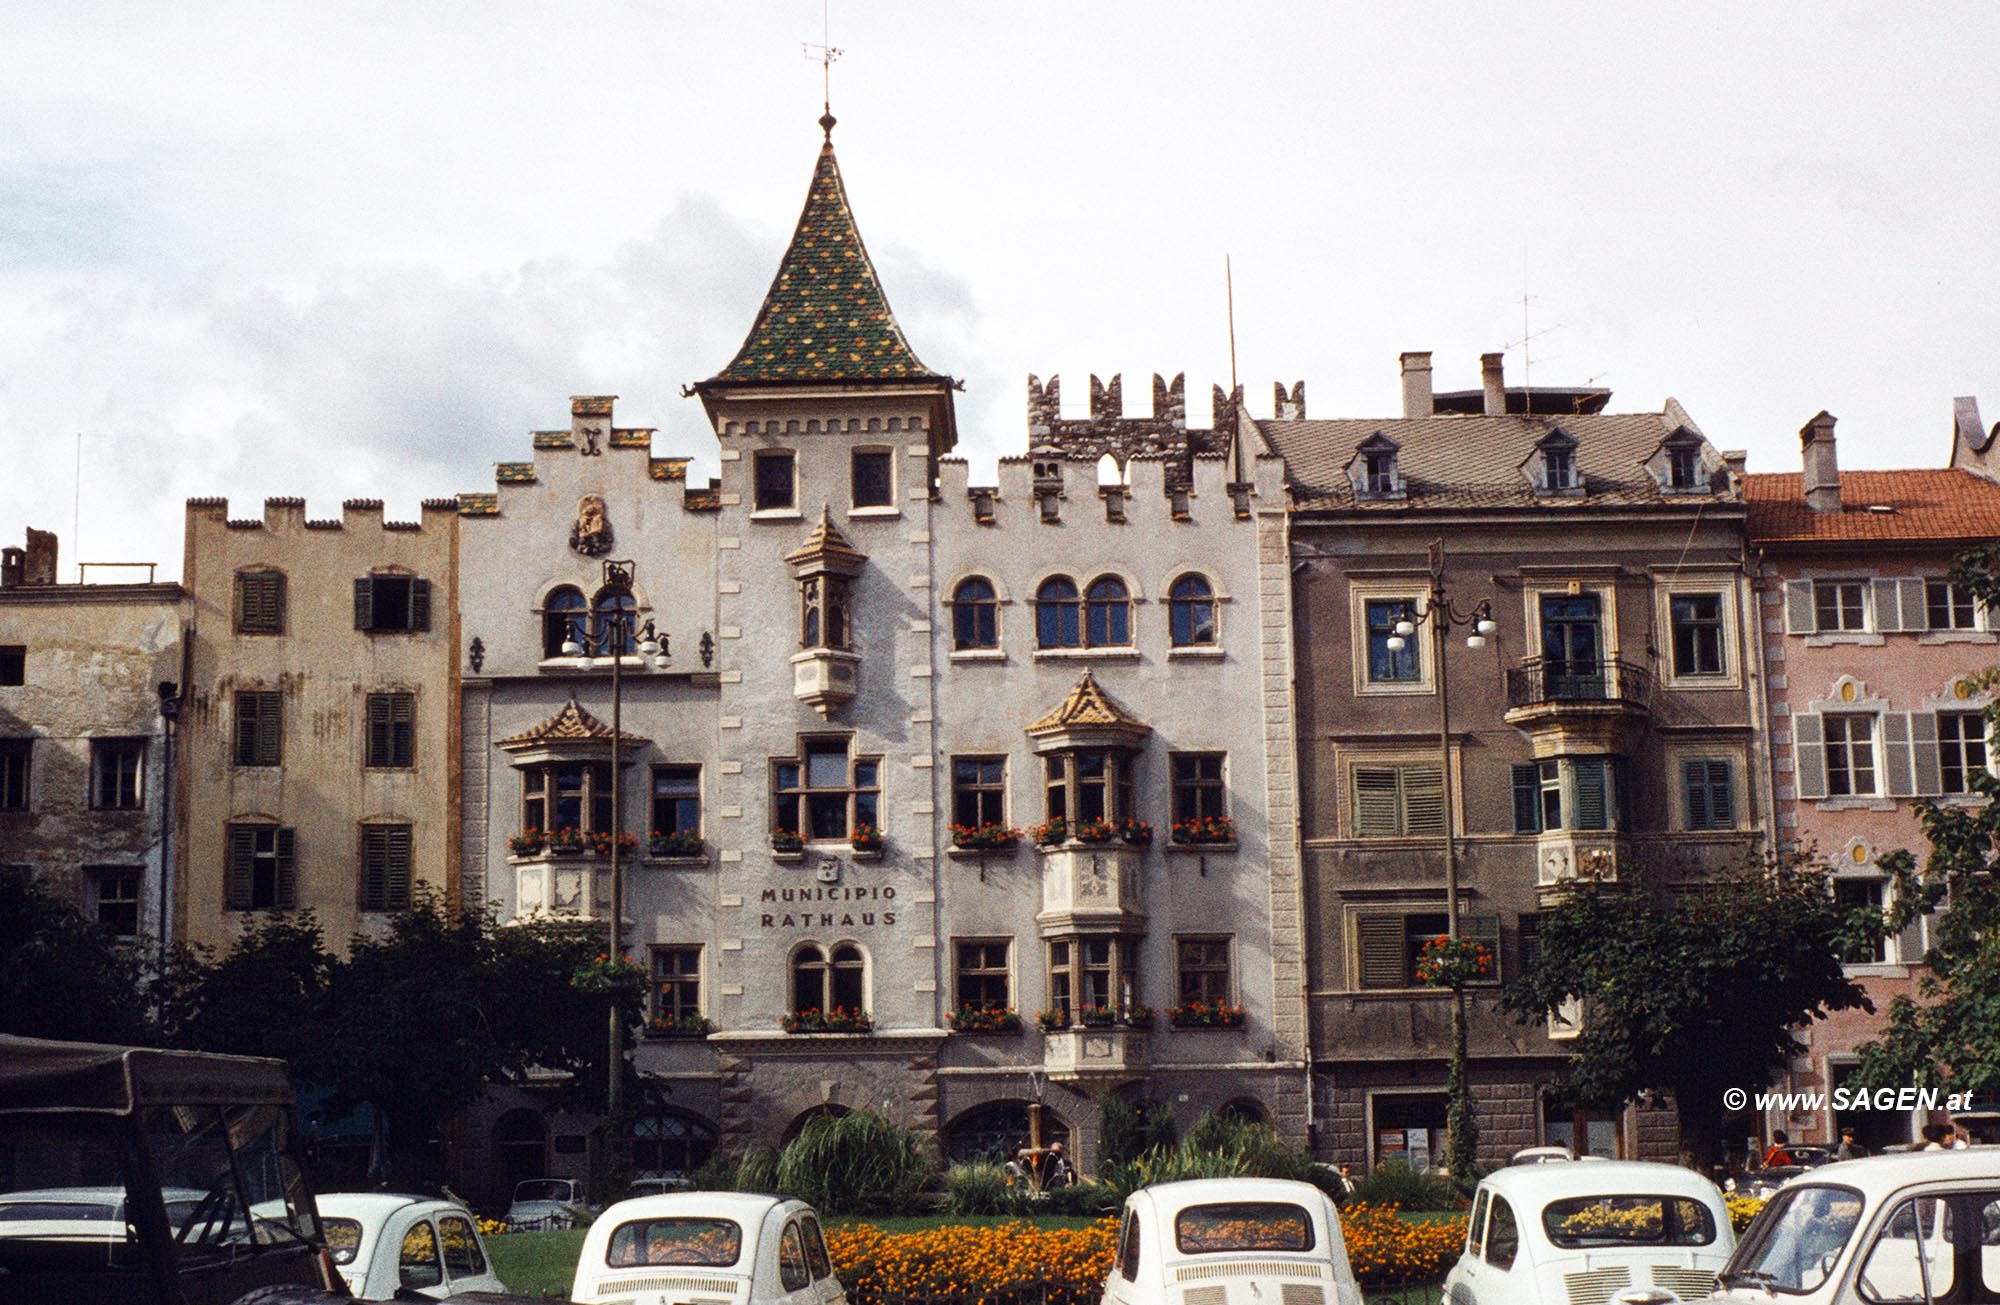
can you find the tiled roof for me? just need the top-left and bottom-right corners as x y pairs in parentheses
(1746, 469), (2000, 544)
(1026, 670), (1150, 738)
(784, 507), (868, 569)
(705, 139), (943, 386)
(497, 697), (649, 751)
(1256, 410), (1722, 511)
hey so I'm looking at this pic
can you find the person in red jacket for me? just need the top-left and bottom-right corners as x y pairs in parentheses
(1761, 1129), (1796, 1168)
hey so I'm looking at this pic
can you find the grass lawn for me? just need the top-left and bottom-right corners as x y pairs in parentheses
(484, 1226), (587, 1299)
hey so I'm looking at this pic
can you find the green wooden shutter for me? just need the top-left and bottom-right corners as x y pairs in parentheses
(1519, 915), (1543, 975)
(269, 573), (286, 633)
(234, 694), (259, 765)
(1795, 713), (1828, 799)
(1705, 759), (1734, 827)
(366, 694), (390, 767)
(1353, 767), (1401, 837)
(1356, 915), (1407, 989)
(353, 577), (373, 631)
(1569, 758), (1608, 830)
(226, 825), (256, 909)
(1682, 758), (1711, 830)
(274, 827), (297, 909)
(1512, 764), (1541, 833)
(257, 693), (280, 766)
(387, 825), (412, 911)
(1401, 764), (1445, 836)
(409, 579), (431, 632)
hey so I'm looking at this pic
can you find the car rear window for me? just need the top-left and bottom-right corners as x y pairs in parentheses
(0, 1201), (120, 1222)
(606, 1217), (743, 1268)
(323, 1217), (362, 1265)
(1543, 1195), (1718, 1247)
(1174, 1202), (1316, 1254)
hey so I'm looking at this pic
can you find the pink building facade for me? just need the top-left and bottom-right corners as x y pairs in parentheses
(1749, 402), (2000, 1152)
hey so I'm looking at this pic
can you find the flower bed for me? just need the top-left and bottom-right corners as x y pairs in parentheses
(1726, 1194), (1766, 1232)
(1338, 1204), (1468, 1286)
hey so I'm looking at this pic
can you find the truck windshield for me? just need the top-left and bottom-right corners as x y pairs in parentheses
(143, 1103), (317, 1265)
(1721, 1184), (1865, 1294)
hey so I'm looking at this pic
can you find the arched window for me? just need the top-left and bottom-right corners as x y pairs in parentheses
(1036, 577), (1081, 649)
(592, 586), (636, 655)
(627, 1110), (717, 1176)
(792, 943), (867, 1016)
(952, 577), (999, 651)
(1168, 575), (1216, 647)
(542, 586), (587, 658)
(1085, 576), (1131, 647)
(944, 1101), (1071, 1165)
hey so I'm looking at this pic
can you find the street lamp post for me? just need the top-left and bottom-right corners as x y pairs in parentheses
(560, 559), (668, 1151)
(1386, 539), (1495, 1182)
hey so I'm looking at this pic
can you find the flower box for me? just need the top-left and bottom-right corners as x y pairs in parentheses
(772, 830), (805, 859)
(507, 829), (546, 857)
(1072, 819), (1117, 845)
(546, 827), (590, 856)
(1029, 818), (1069, 848)
(645, 1014), (714, 1039)
(648, 830), (705, 858)
(1035, 1008), (1070, 1033)
(950, 822), (1023, 851)
(781, 1007), (874, 1034)
(1118, 819), (1153, 847)
(1415, 935), (1493, 987)
(1170, 816), (1239, 846)
(1167, 1001), (1247, 1029)
(588, 830), (641, 858)
(946, 1006), (1022, 1034)
(848, 823), (885, 856)
(572, 952), (644, 993)
(1077, 1004), (1154, 1029)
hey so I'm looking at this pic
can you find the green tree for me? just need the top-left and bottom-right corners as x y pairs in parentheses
(1501, 856), (1873, 1165)
(167, 914), (336, 1067)
(0, 863), (152, 1044)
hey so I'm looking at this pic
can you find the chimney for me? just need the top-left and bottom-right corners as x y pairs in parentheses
(1481, 352), (1507, 416)
(0, 547), (22, 590)
(1800, 411), (1841, 513)
(22, 528), (57, 586)
(1399, 352), (1433, 418)
(1721, 450), (1748, 497)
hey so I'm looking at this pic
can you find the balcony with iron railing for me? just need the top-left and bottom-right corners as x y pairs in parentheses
(1503, 657), (1651, 745)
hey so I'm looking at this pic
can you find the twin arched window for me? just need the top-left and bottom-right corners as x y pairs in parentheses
(541, 585), (636, 657)
(793, 943), (866, 1016)
(542, 587), (587, 657)
(1037, 575), (1131, 648)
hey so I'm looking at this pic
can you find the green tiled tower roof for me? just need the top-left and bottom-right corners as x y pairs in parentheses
(706, 131), (944, 386)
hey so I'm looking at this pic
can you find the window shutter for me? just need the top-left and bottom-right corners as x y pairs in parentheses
(1570, 758), (1608, 830)
(1519, 915), (1543, 974)
(1706, 759), (1735, 827)
(1784, 580), (1816, 634)
(366, 694), (391, 767)
(1356, 915), (1406, 989)
(353, 578), (373, 631)
(1910, 711), (1942, 796)
(1402, 764), (1446, 836)
(1795, 713), (1828, 799)
(361, 829), (387, 910)
(1882, 712), (1914, 797)
(387, 825), (412, 911)
(409, 578), (431, 632)
(226, 825), (255, 909)
(270, 574), (286, 632)
(1682, 758), (1711, 830)
(1899, 579), (1929, 631)
(1512, 764), (1541, 833)
(257, 695), (280, 766)
(1353, 767), (1401, 837)
(1872, 580), (1903, 633)
(235, 697), (259, 765)
(274, 827), (297, 909)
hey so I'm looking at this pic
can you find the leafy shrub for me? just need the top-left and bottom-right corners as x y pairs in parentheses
(1095, 1093), (1176, 1168)
(1035, 1181), (1121, 1217)
(736, 1142), (780, 1193)
(1350, 1161), (1461, 1212)
(942, 1161), (1018, 1215)
(775, 1110), (936, 1214)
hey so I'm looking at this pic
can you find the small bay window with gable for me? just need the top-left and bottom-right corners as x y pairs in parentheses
(1027, 670), (1150, 835)
(786, 511), (866, 715)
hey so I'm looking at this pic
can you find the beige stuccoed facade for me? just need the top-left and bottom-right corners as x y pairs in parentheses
(178, 496), (459, 955)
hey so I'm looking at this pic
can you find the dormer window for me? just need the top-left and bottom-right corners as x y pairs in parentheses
(1668, 445), (1700, 490)
(1544, 447), (1575, 489)
(1364, 452), (1398, 495)
(1528, 430), (1582, 496)
(1653, 428), (1709, 493)
(1348, 433), (1404, 500)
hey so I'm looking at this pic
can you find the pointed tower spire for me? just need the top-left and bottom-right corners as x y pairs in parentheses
(700, 127), (944, 388)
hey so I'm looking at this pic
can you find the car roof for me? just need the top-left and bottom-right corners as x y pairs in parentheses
(1133, 1177), (1333, 1218)
(1477, 1160), (1724, 1203)
(316, 1193), (461, 1218)
(1767, 1149), (2000, 1201)
(597, 1192), (797, 1222)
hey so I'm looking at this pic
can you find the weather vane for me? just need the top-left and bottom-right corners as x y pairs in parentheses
(803, 0), (843, 138)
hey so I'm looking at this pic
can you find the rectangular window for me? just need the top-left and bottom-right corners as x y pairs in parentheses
(1043, 750), (1133, 824)
(1170, 753), (1227, 823)
(89, 866), (142, 938)
(0, 645), (21, 686)
(1176, 937), (1232, 1005)
(955, 940), (1011, 1011)
(1047, 940), (1072, 1017)
(652, 946), (703, 1023)
(1926, 580), (1978, 631)
(0, 738), (27, 810)
(235, 571), (286, 634)
(1825, 714), (1877, 797)
(1813, 580), (1867, 632)
(1355, 912), (1501, 989)
(851, 449), (894, 508)
(1364, 598), (1421, 683)
(364, 693), (414, 768)
(1544, 449), (1576, 490)
(91, 738), (146, 810)
(1510, 760), (1617, 832)
(1045, 936), (1136, 1017)
(353, 575), (431, 633)
(1352, 762), (1445, 837)
(225, 824), (296, 911)
(359, 824), (413, 913)
(1833, 879), (1887, 964)
(1363, 452), (1398, 495)
(951, 756), (1006, 829)
(773, 739), (879, 841)
(1939, 711), (1989, 795)
(754, 451), (796, 512)
(1669, 593), (1725, 677)
(1512, 763), (1542, 833)
(1682, 757), (1735, 830)
(522, 761), (613, 834)
(1667, 445), (1700, 489)
(652, 765), (701, 835)
(234, 691), (282, 767)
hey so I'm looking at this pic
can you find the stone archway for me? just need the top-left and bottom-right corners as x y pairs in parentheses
(942, 1099), (1072, 1165)
(780, 1102), (852, 1147)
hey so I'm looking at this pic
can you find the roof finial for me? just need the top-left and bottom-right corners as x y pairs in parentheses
(804, 0), (842, 142)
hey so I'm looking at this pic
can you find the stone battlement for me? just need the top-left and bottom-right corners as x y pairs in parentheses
(1023, 372), (1300, 488)
(186, 496), (455, 533)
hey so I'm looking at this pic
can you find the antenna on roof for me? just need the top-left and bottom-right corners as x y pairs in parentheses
(1226, 256), (1244, 483)
(803, 0), (843, 139)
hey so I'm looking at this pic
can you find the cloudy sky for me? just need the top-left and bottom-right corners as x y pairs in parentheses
(5, 3), (1998, 579)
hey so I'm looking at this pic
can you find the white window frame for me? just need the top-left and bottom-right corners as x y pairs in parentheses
(1654, 573), (1742, 690)
(1348, 579), (1436, 696)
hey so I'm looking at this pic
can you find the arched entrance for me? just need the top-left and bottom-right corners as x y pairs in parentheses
(943, 1100), (1071, 1164)
(628, 1110), (718, 1177)
(1218, 1098), (1267, 1126)
(492, 1109), (548, 1196)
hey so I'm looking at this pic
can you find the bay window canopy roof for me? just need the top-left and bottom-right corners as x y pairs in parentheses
(785, 507), (868, 574)
(497, 696), (651, 760)
(1026, 669), (1151, 752)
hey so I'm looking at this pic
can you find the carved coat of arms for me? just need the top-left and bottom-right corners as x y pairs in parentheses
(570, 494), (614, 556)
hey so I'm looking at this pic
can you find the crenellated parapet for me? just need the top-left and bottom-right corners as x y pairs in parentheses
(186, 496), (456, 533)
(1022, 371), (1299, 490)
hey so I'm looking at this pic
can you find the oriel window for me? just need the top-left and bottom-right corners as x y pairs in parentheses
(800, 575), (853, 650)
(522, 761), (614, 833)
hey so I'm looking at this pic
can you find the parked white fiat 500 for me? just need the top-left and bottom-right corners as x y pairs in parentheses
(1701, 1149), (2000, 1305)
(1443, 1160), (1734, 1305)
(317, 1193), (509, 1299)
(571, 1192), (845, 1305)
(1101, 1177), (1362, 1305)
